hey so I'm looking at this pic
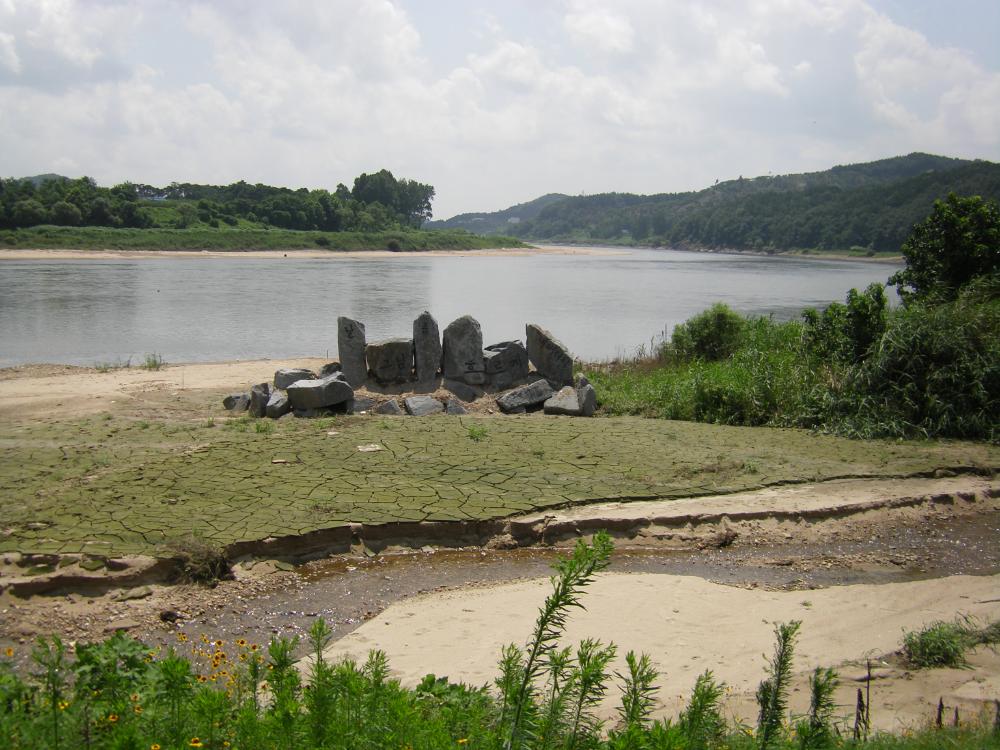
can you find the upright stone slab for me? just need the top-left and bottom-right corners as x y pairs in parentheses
(441, 315), (486, 385)
(577, 383), (597, 417)
(484, 340), (529, 389)
(248, 383), (272, 418)
(286, 374), (353, 410)
(413, 311), (442, 382)
(337, 317), (367, 387)
(274, 368), (316, 390)
(366, 339), (414, 385)
(526, 324), (574, 386)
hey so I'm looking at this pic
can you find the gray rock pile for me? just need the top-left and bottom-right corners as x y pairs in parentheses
(223, 312), (597, 419)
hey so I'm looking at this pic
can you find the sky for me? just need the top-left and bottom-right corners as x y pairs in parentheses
(1, 1), (999, 219)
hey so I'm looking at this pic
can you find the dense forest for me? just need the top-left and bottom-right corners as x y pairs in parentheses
(0, 169), (434, 233)
(433, 153), (1000, 254)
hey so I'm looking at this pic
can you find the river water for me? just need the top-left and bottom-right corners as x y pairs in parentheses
(0, 248), (899, 368)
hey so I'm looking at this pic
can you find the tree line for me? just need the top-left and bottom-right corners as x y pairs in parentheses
(0, 169), (434, 233)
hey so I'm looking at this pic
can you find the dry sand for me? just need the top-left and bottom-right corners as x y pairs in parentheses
(317, 572), (1000, 731)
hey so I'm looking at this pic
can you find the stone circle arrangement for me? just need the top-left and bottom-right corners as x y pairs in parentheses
(222, 313), (597, 419)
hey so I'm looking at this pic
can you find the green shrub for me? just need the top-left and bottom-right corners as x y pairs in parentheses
(667, 303), (746, 361)
(902, 621), (971, 668)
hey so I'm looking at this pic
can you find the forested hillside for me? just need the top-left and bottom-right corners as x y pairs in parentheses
(425, 193), (568, 234)
(448, 154), (1000, 253)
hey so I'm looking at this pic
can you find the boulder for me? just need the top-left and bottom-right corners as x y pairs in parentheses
(578, 383), (597, 417)
(484, 340), (529, 389)
(445, 398), (468, 415)
(337, 316), (367, 387)
(443, 378), (479, 403)
(319, 361), (342, 377)
(223, 393), (249, 411)
(375, 399), (403, 415)
(344, 397), (375, 414)
(274, 368), (316, 390)
(366, 338), (414, 384)
(442, 315), (486, 385)
(526, 323), (574, 386)
(265, 391), (291, 419)
(286, 374), (354, 410)
(404, 395), (444, 416)
(413, 311), (442, 382)
(248, 383), (271, 418)
(293, 407), (332, 418)
(544, 386), (582, 416)
(497, 380), (555, 414)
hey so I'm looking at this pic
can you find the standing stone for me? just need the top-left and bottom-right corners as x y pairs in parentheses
(526, 324), (574, 386)
(543, 386), (582, 416)
(265, 391), (291, 419)
(404, 395), (444, 416)
(249, 383), (271, 418)
(496, 380), (555, 414)
(577, 383), (597, 417)
(442, 315), (486, 385)
(366, 339), (414, 384)
(337, 317), (367, 387)
(274, 368), (316, 390)
(413, 311), (442, 382)
(484, 340), (529, 389)
(223, 393), (250, 411)
(286, 374), (354, 410)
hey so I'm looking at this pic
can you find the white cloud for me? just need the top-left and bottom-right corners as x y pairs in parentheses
(0, 0), (997, 217)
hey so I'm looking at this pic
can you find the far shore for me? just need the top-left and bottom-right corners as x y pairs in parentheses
(0, 245), (623, 261)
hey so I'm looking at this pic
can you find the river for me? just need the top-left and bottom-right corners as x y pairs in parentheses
(0, 247), (899, 368)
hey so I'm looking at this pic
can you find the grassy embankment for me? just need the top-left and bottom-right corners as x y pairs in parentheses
(0, 225), (525, 252)
(587, 280), (999, 443)
(2, 535), (999, 749)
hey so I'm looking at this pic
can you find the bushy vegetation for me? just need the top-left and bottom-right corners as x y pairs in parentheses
(902, 617), (1000, 669)
(3, 535), (998, 749)
(588, 195), (1000, 442)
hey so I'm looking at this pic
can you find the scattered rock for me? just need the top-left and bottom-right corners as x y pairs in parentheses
(544, 386), (582, 416)
(222, 393), (250, 411)
(104, 618), (141, 633)
(273, 368), (316, 390)
(79, 558), (105, 571)
(286, 374), (353, 410)
(577, 383), (597, 417)
(484, 340), (529, 389)
(265, 391), (291, 419)
(442, 315), (486, 385)
(292, 407), (332, 419)
(248, 382), (272, 418)
(443, 379), (479, 402)
(319, 361), (342, 377)
(357, 444), (384, 452)
(345, 397), (375, 414)
(337, 316), (368, 387)
(413, 311), (442, 382)
(404, 395), (444, 416)
(374, 399), (403, 415)
(699, 528), (738, 549)
(366, 338), (414, 384)
(112, 585), (153, 602)
(159, 610), (182, 623)
(497, 380), (555, 413)
(445, 398), (468, 415)
(526, 323), (574, 385)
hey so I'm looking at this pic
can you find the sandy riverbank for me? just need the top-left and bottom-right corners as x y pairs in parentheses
(317, 571), (1000, 731)
(0, 245), (621, 261)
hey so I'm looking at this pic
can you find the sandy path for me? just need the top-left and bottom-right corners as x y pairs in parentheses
(0, 358), (328, 420)
(318, 572), (1000, 730)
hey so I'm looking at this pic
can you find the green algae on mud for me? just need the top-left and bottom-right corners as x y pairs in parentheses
(1, 413), (997, 557)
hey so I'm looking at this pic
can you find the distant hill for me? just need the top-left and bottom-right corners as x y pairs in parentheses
(19, 173), (71, 187)
(437, 154), (1000, 253)
(425, 193), (568, 234)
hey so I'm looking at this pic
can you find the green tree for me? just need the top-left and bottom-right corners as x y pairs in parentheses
(50, 200), (83, 226)
(889, 193), (1000, 302)
(12, 198), (48, 227)
(175, 203), (198, 228)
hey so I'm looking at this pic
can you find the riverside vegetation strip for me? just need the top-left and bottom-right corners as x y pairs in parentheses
(1, 410), (997, 558)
